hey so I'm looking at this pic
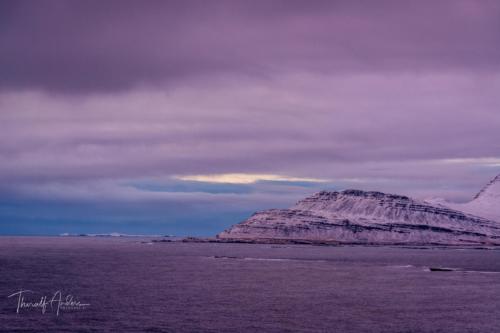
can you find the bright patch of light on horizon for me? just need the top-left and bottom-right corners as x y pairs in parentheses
(437, 157), (500, 166)
(174, 173), (328, 184)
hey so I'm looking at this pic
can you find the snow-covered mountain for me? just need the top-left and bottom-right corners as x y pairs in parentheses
(445, 174), (500, 223)
(218, 189), (500, 245)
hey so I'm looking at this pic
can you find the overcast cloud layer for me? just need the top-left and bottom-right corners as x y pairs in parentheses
(1, 0), (500, 235)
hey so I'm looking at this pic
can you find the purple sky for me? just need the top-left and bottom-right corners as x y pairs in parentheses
(1, 0), (500, 235)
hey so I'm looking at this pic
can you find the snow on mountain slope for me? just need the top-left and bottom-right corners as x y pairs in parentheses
(218, 189), (500, 245)
(447, 174), (500, 223)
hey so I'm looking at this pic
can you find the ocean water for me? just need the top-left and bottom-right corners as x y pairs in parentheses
(0, 237), (499, 333)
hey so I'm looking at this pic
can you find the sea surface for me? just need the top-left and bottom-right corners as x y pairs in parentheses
(0, 237), (499, 333)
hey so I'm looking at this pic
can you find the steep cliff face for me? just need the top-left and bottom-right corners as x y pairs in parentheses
(450, 174), (500, 222)
(218, 189), (500, 245)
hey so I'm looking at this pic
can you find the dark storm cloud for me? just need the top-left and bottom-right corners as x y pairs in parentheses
(1, 0), (500, 92)
(2, 1), (500, 235)
(1, 74), (499, 189)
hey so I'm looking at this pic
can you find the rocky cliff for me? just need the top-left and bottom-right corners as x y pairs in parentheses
(218, 189), (500, 245)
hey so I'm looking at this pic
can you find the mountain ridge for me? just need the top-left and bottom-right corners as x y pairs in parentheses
(473, 174), (500, 200)
(441, 173), (500, 223)
(218, 184), (500, 245)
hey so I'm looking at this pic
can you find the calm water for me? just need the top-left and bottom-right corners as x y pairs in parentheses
(0, 237), (499, 333)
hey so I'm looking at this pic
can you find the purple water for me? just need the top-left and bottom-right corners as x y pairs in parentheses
(1, 237), (499, 332)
